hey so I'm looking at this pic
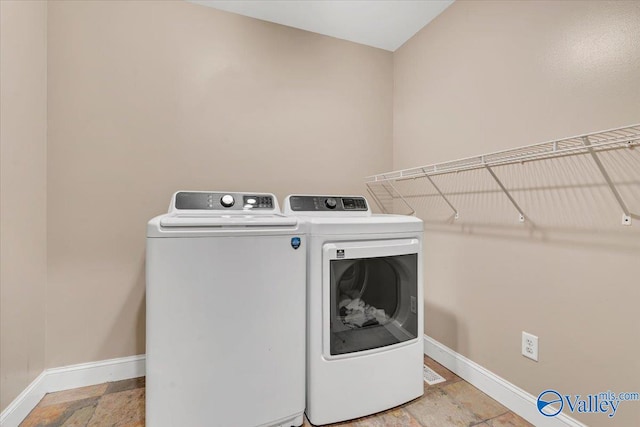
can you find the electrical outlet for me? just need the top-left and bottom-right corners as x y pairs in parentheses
(522, 331), (538, 362)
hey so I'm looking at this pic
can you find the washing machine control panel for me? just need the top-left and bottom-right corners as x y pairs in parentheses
(288, 195), (368, 212)
(174, 192), (275, 211)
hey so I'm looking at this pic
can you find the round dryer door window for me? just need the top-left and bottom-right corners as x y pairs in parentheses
(329, 253), (418, 356)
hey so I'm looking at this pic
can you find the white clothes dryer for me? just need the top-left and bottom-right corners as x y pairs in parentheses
(146, 191), (306, 427)
(284, 195), (424, 426)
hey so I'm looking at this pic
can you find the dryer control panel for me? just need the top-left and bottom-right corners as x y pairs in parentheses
(287, 195), (368, 212)
(173, 191), (276, 211)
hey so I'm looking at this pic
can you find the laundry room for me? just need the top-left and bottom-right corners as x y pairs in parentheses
(1, 1), (639, 427)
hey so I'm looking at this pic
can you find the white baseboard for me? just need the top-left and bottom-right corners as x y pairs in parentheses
(423, 335), (586, 427)
(0, 354), (145, 427)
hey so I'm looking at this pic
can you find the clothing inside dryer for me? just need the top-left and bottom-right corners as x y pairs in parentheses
(330, 254), (418, 355)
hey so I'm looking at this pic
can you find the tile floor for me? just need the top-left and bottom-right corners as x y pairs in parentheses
(21, 356), (533, 427)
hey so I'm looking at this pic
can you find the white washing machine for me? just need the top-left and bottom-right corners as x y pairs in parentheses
(146, 191), (306, 427)
(284, 195), (424, 426)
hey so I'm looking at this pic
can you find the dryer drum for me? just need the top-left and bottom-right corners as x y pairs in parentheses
(330, 253), (418, 356)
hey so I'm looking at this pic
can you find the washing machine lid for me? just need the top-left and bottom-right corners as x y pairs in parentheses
(159, 214), (297, 228)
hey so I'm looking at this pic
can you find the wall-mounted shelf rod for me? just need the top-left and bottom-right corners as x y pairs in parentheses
(366, 123), (640, 225)
(366, 124), (640, 183)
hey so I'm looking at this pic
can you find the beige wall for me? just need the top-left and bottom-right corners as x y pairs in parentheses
(0, 0), (48, 411)
(394, 1), (640, 426)
(46, 1), (392, 368)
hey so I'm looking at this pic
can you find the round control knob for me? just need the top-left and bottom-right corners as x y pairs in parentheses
(220, 194), (235, 208)
(325, 198), (337, 209)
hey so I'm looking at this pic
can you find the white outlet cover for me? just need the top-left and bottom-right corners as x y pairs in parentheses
(522, 331), (539, 362)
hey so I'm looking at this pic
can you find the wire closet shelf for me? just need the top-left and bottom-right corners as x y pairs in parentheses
(365, 123), (640, 225)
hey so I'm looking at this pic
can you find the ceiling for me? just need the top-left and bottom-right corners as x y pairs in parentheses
(188, 0), (454, 52)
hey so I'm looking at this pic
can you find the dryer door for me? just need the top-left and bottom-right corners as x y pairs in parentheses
(322, 239), (419, 357)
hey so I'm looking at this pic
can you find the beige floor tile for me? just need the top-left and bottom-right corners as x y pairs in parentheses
(105, 377), (146, 395)
(20, 402), (68, 427)
(87, 388), (145, 427)
(21, 374), (535, 427)
(314, 417), (359, 426)
(352, 408), (422, 426)
(38, 383), (108, 407)
(21, 397), (99, 427)
(442, 380), (507, 420)
(487, 411), (534, 427)
(405, 387), (483, 427)
(61, 405), (96, 427)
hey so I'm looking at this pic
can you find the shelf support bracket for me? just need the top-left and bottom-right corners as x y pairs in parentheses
(582, 136), (632, 226)
(385, 180), (416, 215)
(366, 182), (389, 214)
(423, 171), (459, 220)
(484, 165), (526, 222)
